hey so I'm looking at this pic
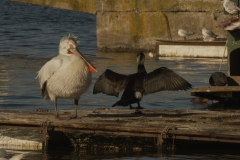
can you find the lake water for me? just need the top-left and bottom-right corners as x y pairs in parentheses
(0, 0), (236, 159)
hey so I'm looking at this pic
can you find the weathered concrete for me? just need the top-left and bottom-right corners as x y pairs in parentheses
(13, 0), (228, 51)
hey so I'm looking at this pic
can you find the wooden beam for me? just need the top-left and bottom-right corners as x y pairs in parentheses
(193, 86), (240, 92)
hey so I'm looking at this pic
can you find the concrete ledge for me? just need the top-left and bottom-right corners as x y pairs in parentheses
(0, 134), (42, 149)
(97, 11), (227, 52)
(159, 45), (226, 58)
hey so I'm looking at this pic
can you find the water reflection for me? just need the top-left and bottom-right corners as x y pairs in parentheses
(0, 57), (10, 100)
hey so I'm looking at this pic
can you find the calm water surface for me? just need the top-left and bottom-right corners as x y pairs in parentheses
(0, 0), (235, 159)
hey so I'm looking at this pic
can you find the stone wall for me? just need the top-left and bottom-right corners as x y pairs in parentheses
(13, 0), (228, 51)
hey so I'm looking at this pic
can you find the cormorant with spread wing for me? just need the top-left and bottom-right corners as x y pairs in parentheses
(93, 52), (192, 109)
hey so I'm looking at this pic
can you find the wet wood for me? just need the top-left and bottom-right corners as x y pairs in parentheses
(1, 108), (240, 144)
(192, 86), (240, 92)
(191, 76), (240, 100)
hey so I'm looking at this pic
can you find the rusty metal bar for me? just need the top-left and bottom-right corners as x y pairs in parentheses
(157, 133), (163, 154)
(41, 121), (52, 151)
(41, 127), (48, 151)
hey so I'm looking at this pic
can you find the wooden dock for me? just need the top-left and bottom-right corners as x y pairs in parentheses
(191, 76), (240, 101)
(1, 108), (240, 150)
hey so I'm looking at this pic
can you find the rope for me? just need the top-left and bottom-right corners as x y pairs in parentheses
(161, 12), (172, 41)
(162, 126), (170, 139)
(219, 40), (227, 72)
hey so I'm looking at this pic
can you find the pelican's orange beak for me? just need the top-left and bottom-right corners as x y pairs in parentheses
(69, 47), (98, 73)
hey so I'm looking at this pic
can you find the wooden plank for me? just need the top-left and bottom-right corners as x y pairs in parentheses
(191, 86), (240, 100)
(0, 125), (41, 130)
(53, 128), (159, 137)
(1, 109), (240, 144)
(48, 127), (240, 144)
(173, 135), (240, 143)
(192, 86), (240, 92)
(168, 130), (240, 140)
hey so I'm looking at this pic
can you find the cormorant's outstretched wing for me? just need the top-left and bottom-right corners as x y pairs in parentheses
(93, 69), (129, 97)
(143, 67), (192, 95)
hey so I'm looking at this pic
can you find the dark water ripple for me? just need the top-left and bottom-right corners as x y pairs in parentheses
(0, 0), (97, 58)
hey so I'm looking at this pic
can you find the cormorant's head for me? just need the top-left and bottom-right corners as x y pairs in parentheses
(137, 52), (145, 65)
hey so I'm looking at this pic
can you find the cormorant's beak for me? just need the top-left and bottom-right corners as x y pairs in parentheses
(70, 48), (98, 73)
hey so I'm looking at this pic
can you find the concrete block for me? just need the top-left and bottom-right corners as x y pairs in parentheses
(97, 12), (167, 51)
(13, 0), (229, 51)
(97, 11), (228, 51)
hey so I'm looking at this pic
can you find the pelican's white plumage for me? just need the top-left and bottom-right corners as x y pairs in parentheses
(37, 34), (97, 118)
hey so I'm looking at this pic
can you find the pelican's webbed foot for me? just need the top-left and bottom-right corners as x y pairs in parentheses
(55, 112), (59, 119)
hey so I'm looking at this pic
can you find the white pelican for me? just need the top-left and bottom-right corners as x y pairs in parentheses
(93, 52), (192, 109)
(37, 34), (97, 118)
